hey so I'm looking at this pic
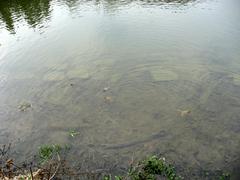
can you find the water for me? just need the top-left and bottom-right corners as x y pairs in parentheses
(0, 0), (240, 178)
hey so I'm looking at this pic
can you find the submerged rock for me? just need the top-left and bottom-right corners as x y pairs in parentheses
(13, 72), (34, 80)
(67, 67), (91, 79)
(150, 68), (178, 82)
(43, 71), (65, 81)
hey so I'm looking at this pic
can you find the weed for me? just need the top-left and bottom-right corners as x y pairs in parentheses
(38, 144), (61, 163)
(69, 130), (80, 138)
(103, 155), (182, 180)
(128, 155), (182, 180)
(103, 175), (123, 180)
(219, 172), (230, 180)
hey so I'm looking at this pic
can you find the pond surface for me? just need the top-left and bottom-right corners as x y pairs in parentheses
(0, 0), (240, 178)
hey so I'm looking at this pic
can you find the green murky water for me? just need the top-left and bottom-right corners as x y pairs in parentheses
(0, 0), (240, 178)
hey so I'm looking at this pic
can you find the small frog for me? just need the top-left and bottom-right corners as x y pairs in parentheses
(18, 102), (31, 111)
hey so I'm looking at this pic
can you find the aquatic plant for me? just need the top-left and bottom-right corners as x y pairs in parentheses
(38, 144), (61, 163)
(68, 130), (80, 138)
(0, 144), (232, 179)
(103, 155), (182, 180)
(103, 175), (123, 180)
(219, 172), (230, 180)
(18, 102), (31, 112)
(128, 155), (182, 180)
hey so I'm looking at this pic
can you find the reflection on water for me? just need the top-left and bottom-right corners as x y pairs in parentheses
(0, 0), (240, 179)
(0, 0), (197, 33)
(0, 0), (52, 33)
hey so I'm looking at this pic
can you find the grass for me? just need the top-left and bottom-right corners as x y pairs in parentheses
(104, 155), (183, 180)
(38, 144), (61, 163)
(128, 155), (183, 180)
(38, 145), (183, 179)
(219, 173), (230, 180)
(68, 130), (80, 138)
(103, 155), (231, 180)
(1, 143), (231, 179)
